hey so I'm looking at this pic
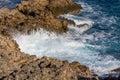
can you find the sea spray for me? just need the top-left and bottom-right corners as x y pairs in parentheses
(13, 24), (120, 75)
(13, 0), (120, 75)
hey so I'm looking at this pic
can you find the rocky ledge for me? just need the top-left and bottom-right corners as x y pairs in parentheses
(0, 0), (82, 34)
(0, 34), (97, 80)
(0, 0), (98, 80)
(0, 0), (119, 80)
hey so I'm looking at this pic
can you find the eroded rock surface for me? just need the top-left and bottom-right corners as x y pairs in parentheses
(1, 57), (94, 80)
(0, 0), (82, 34)
(0, 34), (36, 77)
(0, 0), (98, 80)
(0, 33), (98, 80)
(0, 34), (97, 80)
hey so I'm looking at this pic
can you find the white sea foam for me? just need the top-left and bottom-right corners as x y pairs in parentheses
(13, 0), (120, 76)
(60, 14), (94, 26)
(13, 25), (120, 75)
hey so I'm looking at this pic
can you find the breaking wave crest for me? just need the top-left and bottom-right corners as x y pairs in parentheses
(12, 0), (120, 76)
(13, 24), (120, 75)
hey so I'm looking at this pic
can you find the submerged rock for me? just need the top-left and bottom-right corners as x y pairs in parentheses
(112, 67), (120, 72)
(99, 68), (120, 80)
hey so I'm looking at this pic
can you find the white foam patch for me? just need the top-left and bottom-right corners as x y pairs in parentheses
(60, 14), (94, 26)
(13, 27), (120, 75)
(12, 0), (120, 75)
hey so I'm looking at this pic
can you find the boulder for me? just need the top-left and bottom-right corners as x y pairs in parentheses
(0, 34), (97, 80)
(112, 68), (120, 72)
(0, 0), (81, 34)
(47, 0), (82, 16)
(0, 8), (26, 28)
(1, 56), (95, 80)
(0, 34), (36, 77)
(0, 0), (97, 80)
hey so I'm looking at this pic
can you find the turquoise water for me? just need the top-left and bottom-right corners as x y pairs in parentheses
(1, 0), (120, 75)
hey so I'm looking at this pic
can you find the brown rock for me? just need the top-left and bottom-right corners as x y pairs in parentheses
(0, 25), (9, 36)
(17, 0), (49, 15)
(47, 0), (82, 16)
(0, 0), (82, 34)
(0, 8), (26, 28)
(0, 0), (96, 80)
(0, 58), (16, 77)
(0, 34), (19, 51)
(70, 61), (91, 78)
(1, 56), (94, 80)
(0, 34), (37, 77)
(16, 0), (73, 33)
(0, 34), (97, 80)
(112, 67), (120, 72)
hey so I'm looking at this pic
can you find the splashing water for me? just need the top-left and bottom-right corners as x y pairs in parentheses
(13, 21), (120, 75)
(2, 0), (119, 76)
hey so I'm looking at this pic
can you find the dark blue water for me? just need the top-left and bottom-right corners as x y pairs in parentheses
(0, 0), (21, 9)
(73, 0), (120, 60)
(0, 0), (120, 74)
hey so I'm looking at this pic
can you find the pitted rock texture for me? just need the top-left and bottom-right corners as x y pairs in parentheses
(47, 0), (81, 16)
(0, 34), (97, 80)
(0, 0), (82, 34)
(0, 0), (98, 80)
(0, 34), (36, 77)
(0, 56), (94, 80)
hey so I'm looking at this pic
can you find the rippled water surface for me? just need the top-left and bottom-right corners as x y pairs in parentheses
(1, 0), (120, 75)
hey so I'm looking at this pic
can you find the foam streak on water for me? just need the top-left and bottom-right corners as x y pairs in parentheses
(12, 0), (120, 76)
(13, 25), (120, 75)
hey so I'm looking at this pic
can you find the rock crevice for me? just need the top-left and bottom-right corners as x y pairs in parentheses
(0, 0), (99, 80)
(0, 0), (82, 34)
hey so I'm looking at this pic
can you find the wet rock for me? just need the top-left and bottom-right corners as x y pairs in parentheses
(0, 0), (97, 80)
(112, 67), (120, 72)
(58, 16), (89, 29)
(58, 16), (76, 26)
(99, 68), (120, 80)
(99, 75), (120, 80)
(78, 77), (98, 80)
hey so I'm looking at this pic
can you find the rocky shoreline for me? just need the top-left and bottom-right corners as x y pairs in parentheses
(0, 33), (97, 80)
(0, 0), (82, 35)
(0, 0), (119, 80)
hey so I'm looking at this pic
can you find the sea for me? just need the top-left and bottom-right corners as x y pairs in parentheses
(0, 0), (120, 76)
